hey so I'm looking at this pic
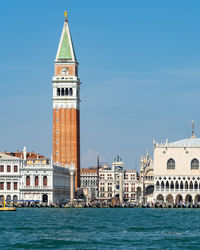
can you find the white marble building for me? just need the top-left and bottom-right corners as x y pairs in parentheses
(154, 130), (200, 204)
(0, 152), (22, 203)
(98, 156), (137, 202)
(0, 148), (72, 204)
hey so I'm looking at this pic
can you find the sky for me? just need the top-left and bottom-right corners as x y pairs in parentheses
(0, 0), (200, 170)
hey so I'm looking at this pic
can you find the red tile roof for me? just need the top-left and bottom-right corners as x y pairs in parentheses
(5, 151), (46, 159)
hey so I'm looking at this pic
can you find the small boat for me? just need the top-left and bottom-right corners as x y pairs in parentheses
(0, 198), (16, 211)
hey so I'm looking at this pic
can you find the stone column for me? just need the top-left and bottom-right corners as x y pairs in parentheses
(69, 165), (75, 205)
(119, 172), (123, 204)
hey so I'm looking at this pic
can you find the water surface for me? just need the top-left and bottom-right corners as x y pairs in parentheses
(0, 208), (200, 249)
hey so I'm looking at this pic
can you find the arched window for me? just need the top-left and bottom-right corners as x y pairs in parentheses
(156, 181), (159, 191)
(69, 88), (73, 96)
(167, 158), (175, 169)
(57, 88), (60, 96)
(35, 176), (39, 186)
(43, 176), (47, 186)
(185, 181), (188, 190)
(161, 181), (164, 190)
(61, 88), (64, 96)
(166, 181), (169, 191)
(191, 159), (199, 169)
(65, 88), (68, 96)
(180, 181), (183, 190)
(170, 181), (174, 190)
(190, 181), (193, 190)
(175, 181), (179, 190)
(26, 176), (30, 186)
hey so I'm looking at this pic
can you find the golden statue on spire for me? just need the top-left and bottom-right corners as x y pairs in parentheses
(64, 11), (67, 20)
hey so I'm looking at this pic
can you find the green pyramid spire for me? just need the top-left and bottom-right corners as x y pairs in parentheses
(55, 17), (77, 62)
(58, 28), (72, 60)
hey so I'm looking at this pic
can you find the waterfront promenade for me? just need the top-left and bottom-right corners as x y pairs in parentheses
(1, 208), (200, 249)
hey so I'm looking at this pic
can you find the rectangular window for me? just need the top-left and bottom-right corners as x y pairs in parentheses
(0, 165), (4, 172)
(7, 182), (11, 190)
(0, 182), (4, 190)
(14, 165), (18, 172)
(14, 182), (18, 190)
(7, 165), (11, 172)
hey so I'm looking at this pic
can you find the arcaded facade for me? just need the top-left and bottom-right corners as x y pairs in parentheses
(154, 134), (200, 204)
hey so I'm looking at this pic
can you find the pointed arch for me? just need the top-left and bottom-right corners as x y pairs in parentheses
(175, 181), (179, 190)
(185, 181), (188, 190)
(170, 181), (174, 190)
(190, 181), (193, 190)
(194, 181), (198, 190)
(161, 181), (164, 190)
(191, 158), (199, 169)
(166, 181), (169, 191)
(180, 181), (183, 190)
(167, 158), (175, 169)
(156, 181), (159, 191)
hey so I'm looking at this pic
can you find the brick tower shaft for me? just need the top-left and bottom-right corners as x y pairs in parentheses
(52, 13), (81, 188)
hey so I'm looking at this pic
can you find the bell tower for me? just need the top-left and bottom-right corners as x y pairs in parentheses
(52, 12), (80, 188)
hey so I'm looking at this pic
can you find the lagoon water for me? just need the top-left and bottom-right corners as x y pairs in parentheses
(1, 208), (200, 249)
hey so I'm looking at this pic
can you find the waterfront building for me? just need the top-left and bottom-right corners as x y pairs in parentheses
(0, 148), (72, 204)
(99, 156), (137, 202)
(80, 167), (98, 192)
(0, 152), (22, 203)
(154, 127), (200, 204)
(80, 156), (137, 202)
(136, 151), (154, 203)
(52, 12), (81, 189)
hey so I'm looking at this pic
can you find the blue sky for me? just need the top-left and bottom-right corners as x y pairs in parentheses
(0, 0), (200, 170)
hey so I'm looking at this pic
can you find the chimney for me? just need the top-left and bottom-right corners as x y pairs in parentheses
(23, 146), (27, 160)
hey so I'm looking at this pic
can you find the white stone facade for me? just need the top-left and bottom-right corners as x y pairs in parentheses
(0, 153), (22, 203)
(0, 150), (71, 204)
(154, 136), (200, 204)
(98, 156), (137, 202)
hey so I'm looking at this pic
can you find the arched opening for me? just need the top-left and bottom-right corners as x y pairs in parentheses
(186, 194), (192, 203)
(161, 181), (164, 191)
(167, 158), (175, 169)
(175, 181), (179, 190)
(13, 195), (18, 202)
(26, 176), (30, 186)
(166, 194), (174, 204)
(166, 181), (169, 191)
(180, 181), (183, 190)
(156, 181), (159, 191)
(191, 158), (199, 169)
(170, 181), (174, 190)
(43, 176), (47, 186)
(6, 195), (11, 204)
(195, 195), (200, 203)
(0, 195), (4, 204)
(136, 187), (141, 202)
(194, 181), (198, 190)
(61, 88), (64, 96)
(176, 194), (183, 204)
(157, 194), (164, 202)
(145, 185), (154, 195)
(190, 181), (193, 190)
(65, 88), (68, 96)
(57, 88), (60, 96)
(69, 88), (73, 96)
(185, 181), (188, 190)
(35, 176), (39, 187)
(42, 194), (48, 203)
